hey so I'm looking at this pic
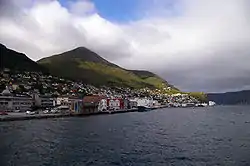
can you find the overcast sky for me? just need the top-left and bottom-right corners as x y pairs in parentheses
(1, 0), (250, 93)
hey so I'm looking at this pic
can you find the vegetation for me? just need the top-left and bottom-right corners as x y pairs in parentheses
(188, 92), (208, 103)
(38, 47), (175, 90)
(1, 44), (208, 101)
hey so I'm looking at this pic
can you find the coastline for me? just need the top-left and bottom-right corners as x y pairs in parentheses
(0, 105), (207, 122)
(0, 107), (144, 122)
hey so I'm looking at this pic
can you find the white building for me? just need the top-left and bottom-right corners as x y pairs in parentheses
(107, 99), (120, 110)
(0, 87), (33, 111)
(152, 100), (160, 106)
(135, 98), (154, 107)
(56, 97), (69, 106)
(98, 99), (108, 112)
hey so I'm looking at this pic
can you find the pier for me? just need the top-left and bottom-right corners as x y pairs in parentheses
(0, 108), (145, 122)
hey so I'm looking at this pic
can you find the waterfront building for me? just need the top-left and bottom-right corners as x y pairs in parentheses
(128, 100), (138, 108)
(135, 98), (154, 107)
(83, 95), (106, 114)
(69, 98), (83, 113)
(98, 99), (108, 112)
(34, 94), (56, 108)
(0, 87), (33, 111)
(152, 100), (161, 107)
(107, 98), (122, 111)
(123, 99), (129, 109)
(56, 97), (68, 106)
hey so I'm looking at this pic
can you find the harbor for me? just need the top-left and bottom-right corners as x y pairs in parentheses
(0, 107), (166, 122)
(0, 103), (213, 122)
(0, 70), (215, 122)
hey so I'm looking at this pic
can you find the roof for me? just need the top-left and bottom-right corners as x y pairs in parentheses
(1, 86), (11, 96)
(83, 95), (106, 103)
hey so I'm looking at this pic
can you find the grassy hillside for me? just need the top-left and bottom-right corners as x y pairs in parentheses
(188, 92), (208, 103)
(38, 47), (174, 89)
(129, 70), (179, 90)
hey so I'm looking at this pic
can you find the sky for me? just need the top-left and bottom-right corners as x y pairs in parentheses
(0, 0), (250, 93)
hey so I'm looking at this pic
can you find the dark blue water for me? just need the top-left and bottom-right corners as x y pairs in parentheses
(1, 106), (250, 166)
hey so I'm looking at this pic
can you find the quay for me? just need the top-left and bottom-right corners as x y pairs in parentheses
(0, 107), (158, 122)
(0, 103), (213, 122)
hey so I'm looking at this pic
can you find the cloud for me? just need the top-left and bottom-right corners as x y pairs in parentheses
(0, 0), (250, 92)
(68, 0), (96, 15)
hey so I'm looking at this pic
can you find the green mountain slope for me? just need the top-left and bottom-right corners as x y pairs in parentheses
(0, 43), (46, 72)
(128, 70), (179, 90)
(38, 47), (175, 89)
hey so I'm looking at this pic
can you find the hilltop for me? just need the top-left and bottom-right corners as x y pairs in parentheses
(0, 43), (46, 72)
(38, 47), (176, 90)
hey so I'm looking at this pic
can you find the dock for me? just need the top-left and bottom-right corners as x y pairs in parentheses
(0, 106), (169, 122)
(0, 108), (144, 122)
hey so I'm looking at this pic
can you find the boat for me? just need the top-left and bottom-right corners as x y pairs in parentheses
(195, 103), (208, 107)
(195, 104), (205, 107)
(137, 106), (152, 112)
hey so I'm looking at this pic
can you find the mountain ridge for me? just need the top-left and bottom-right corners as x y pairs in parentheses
(38, 46), (176, 89)
(0, 43), (47, 72)
(207, 90), (250, 105)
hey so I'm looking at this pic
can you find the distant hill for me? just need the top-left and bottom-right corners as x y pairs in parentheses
(38, 47), (175, 89)
(207, 90), (250, 105)
(0, 43), (46, 72)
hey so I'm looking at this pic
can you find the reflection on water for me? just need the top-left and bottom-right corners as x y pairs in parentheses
(1, 106), (250, 166)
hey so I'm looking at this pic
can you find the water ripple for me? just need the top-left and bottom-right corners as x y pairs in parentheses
(1, 106), (250, 166)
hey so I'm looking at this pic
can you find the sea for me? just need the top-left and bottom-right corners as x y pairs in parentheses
(0, 106), (250, 166)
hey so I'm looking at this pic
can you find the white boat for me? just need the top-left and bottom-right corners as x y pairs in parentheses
(26, 111), (36, 115)
(43, 110), (49, 114)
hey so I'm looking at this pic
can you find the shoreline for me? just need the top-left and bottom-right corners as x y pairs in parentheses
(0, 107), (145, 122)
(0, 105), (204, 122)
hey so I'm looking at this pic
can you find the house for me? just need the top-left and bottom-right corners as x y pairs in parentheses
(0, 96), (33, 112)
(128, 100), (138, 109)
(135, 98), (153, 107)
(152, 100), (160, 107)
(34, 94), (56, 108)
(82, 95), (106, 114)
(98, 99), (108, 112)
(69, 98), (83, 113)
(107, 98), (122, 111)
(123, 99), (129, 109)
(56, 97), (70, 106)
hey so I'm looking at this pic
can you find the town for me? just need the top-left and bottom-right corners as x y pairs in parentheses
(0, 69), (215, 119)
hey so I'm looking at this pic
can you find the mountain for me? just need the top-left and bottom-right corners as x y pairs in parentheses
(207, 90), (250, 105)
(38, 47), (175, 89)
(0, 43), (46, 72)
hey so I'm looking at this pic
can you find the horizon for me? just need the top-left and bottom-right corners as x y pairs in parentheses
(1, 0), (250, 93)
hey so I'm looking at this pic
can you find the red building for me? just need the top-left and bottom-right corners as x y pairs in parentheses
(82, 95), (106, 114)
